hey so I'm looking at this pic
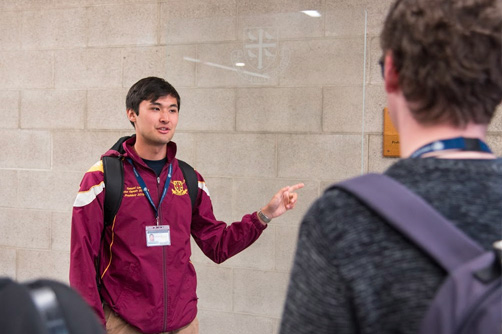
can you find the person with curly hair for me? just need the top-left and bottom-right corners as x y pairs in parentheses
(280, 0), (502, 332)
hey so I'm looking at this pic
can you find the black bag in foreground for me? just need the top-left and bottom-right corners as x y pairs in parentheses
(0, 277), (105, 334)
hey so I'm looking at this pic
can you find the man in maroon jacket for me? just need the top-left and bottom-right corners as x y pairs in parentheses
(70, 77), (303, 334)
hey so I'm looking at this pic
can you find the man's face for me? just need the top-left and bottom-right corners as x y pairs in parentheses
(127, 95), (179, 148)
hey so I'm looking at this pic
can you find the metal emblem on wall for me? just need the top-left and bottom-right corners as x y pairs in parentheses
(231, 27), (290, 84)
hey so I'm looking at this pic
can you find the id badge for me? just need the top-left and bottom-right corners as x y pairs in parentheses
(146, 225), (171, 247)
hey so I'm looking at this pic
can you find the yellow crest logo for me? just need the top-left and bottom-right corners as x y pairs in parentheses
(172, 180), (188, 196)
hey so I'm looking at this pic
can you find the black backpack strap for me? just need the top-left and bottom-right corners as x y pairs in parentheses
(103, 156), (124, 227)
(98, 135), (131, 290)
(102, 135), (131, 227)
(110, 135), (132, 152)
(177, 159), (198, 211)
(332, 173), (484, 273)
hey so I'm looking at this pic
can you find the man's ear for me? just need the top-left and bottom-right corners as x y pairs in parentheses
(126, 109), (136, 123)
(384, 52), (400, 93)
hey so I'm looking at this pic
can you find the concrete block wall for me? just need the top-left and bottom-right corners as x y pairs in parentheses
(0, 1), (500, 333)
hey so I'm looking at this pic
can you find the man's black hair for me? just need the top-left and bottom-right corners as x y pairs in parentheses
(126, 77), (181, 126)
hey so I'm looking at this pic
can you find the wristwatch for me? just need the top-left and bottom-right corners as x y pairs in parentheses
(257, 210), (272, 224)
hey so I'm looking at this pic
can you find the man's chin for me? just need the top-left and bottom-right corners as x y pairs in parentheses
(156, 133), (175, 143)
(143, 137), (173, 147)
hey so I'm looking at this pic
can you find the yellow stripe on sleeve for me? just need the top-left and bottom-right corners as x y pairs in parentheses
(87, 160), (104, 173)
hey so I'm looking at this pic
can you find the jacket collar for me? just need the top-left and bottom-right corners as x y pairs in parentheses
(102, 136), (178, 165)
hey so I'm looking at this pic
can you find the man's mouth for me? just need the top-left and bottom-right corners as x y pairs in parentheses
(157, 127), (170, 133)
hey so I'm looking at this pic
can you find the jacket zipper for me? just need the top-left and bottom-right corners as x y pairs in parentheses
(157, 175), (169, 332)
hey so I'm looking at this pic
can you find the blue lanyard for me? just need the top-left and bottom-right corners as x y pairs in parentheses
(126, 158), (172, 223)
(410, 137), (492, 158)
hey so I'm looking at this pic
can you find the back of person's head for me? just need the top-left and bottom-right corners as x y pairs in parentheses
(380, 0), (502, 127)
(0, 277), (105, 334)
(126, 76), (181, 118)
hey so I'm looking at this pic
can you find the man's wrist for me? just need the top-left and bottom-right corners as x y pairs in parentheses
(257, 210), (272, 224)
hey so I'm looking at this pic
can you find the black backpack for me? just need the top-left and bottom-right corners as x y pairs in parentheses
(102, 135), (198, 227)
(333, 173), (502, 334)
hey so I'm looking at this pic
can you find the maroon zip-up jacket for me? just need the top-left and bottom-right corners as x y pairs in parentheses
(70, 137), (267, 333)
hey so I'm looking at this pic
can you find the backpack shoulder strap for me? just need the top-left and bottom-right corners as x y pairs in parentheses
(177, 159), (198, 211)
(109, 135), (132, 152)
(332, 173), (484, 273)
(102, 135), (131, 227)
(103, 156), (124, 227)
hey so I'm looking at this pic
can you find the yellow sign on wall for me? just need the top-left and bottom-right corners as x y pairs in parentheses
(383, 108), (400, 157)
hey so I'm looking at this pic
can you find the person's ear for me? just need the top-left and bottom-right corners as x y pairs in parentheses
(127, 109), (136, 123)
(384, 52), (400, 93)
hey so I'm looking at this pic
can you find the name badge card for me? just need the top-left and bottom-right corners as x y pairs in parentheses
(146, 225), (171, 247)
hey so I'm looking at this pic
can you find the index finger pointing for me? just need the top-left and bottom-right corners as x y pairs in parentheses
(289, 183), (305, 192)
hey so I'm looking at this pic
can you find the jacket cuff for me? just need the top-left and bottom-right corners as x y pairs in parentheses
(251, 212), (268, 230)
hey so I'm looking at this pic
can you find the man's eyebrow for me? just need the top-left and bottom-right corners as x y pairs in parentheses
(149, 101), (178, 108)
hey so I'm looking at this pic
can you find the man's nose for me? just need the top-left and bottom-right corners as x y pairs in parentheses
(159, 110), (170, 122)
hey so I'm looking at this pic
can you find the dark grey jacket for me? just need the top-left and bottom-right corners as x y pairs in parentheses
(280, 158), (502, 334)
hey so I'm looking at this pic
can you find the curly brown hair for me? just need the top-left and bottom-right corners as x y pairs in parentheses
(380, 0), (502, 127)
